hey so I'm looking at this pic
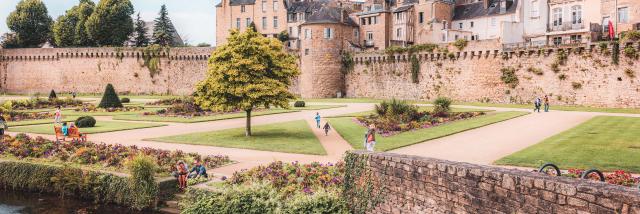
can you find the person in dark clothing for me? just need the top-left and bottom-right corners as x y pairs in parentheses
(534, 97), (541, 113)
(0, 113), (7, 136)
(323, 122), (331, 136)
(189, 161), (208, 178)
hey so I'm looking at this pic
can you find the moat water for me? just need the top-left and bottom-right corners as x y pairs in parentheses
(0, 189), (154, 214)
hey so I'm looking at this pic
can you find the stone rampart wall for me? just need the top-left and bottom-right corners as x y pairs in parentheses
(347, 42), (640, 107)
(0, 47), (214, 95)
(345, 151), (640, 213)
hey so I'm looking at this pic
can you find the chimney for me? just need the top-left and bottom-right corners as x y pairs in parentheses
(483, 0), (490, 9)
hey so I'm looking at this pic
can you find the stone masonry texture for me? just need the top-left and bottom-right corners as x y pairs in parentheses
(346, 151), (640, 214)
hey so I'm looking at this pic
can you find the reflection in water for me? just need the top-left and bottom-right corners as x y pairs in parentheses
(0, 189), (155, 214)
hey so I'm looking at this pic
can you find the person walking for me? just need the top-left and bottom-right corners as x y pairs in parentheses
(544, 95), (550, 112)
(0, 113), (7, 136)
(314, 112), (321, 128)
(365, 124), (376, 152)
(534, 97), (541, 113)
(54, 106), (62, 124)
(323, 122), (331, 136)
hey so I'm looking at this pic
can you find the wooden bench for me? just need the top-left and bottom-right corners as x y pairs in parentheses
(54, 126), (87, 143)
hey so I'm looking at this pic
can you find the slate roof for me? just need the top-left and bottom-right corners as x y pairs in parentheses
(453, 0), (518, 20)
(287, 1), (326, 13)
(303, 6), (358, 26)
(393, 5), (413, 13)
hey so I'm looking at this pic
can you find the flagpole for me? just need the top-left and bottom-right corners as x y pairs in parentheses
(615, 0), (618, 39)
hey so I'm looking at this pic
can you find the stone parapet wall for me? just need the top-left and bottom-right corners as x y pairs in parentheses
(0, 47), (215, 95)
(347, 42), (640, 107)
(345, 151), (640, 214)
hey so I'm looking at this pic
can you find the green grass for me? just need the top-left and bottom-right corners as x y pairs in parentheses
(10, 120), (166, 135)
(62, 107), (166, 116)
(112, 109), (299, 123)
(328, 106), (491, 118)
(327, 111), (529, 151)
(495, 116), (640, 173)
(148, 120), (326, 155)
(460, 102), (640, 114)
(7, 116), (81, 127)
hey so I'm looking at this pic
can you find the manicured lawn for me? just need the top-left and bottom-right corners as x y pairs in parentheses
(495, 116), (640, 173)
(328, 106), (491, 118)
(10, 120), (166, 135)
(460, 102), (640, 114)
(7, 116), (81, 127)
(112, 109), (299, 123)
(327, 111), (529, 151)
(148, 120), (326, 155)
(62, 107), (166, 116)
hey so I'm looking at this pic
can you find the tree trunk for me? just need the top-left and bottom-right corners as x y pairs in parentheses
(245, 109), (252, 136)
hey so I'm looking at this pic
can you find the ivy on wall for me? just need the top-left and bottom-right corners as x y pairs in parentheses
(341, 51), (354, 75)
(410, 55), (419, 83)
(343, 152), (387, 214)
(142, 44), (169, 78)
(500, 67), (519, 88)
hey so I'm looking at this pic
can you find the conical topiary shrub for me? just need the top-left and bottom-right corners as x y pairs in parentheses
(49, 90), (57, 100)
(98, 84), (123, 108)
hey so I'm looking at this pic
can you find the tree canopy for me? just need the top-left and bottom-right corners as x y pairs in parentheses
(52, 0), (95, 47)
(133, 13), (150, 47)
(85, 0), (134, 46)
(6, 0), (53, 48)
(152, 5), (177, 46)
(194, 28), (299, 136)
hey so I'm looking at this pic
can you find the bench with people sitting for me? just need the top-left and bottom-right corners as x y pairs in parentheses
(54, 122), (87, 143)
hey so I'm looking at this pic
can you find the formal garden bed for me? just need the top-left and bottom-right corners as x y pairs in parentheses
(10, 120), (166, 134)
(181, 161), (348, 213)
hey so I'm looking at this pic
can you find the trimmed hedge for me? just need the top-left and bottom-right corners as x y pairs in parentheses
(121, 98), (131, 103)
(0, 160), (176, 210)
(294, 101), (305, 108)
(49, 90), (57, 100)
(98, 84), (123, 108)
(75, 116), (96, 128)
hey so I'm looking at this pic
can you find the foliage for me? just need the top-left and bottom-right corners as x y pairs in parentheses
(1, 33), (20, 48)
(3, 97), (83, 110)
(625, 68), (635, 78)
(142, 44), (166, 77)
(48, 90), (57, 100)
(120, 97), (130, 103)
(277, 30), (289, 43)
(447, 52), (456, 60)
(343, 153), (386, 214)
(433, 97), (452, 117)
(605, 170), (639, 186)
(612, 42), (619, 65)
(52, 0), (95, 47)
(75, 116), (97, 128)
(194, 27), (299, 136)
(133, 12), (149, 47)
(453, 39), (468, 51)
(75, 103), (143, 113)
(281, 189), (349, 214)
(98, 83), (123, 108)
(623, 46), (638, 59)
(181, 182), (279, 214)
(527, 67), (543, 75)
(187, 176), (209, 186)
(196, 43), (211, 47)
(85, 0), (134, 46)
(410, 55), (419, 83)
(621, 30), (640, 43)
(340, 51), (354, 75)
(126, 154), (158, 210)
(558, 73), (567, 80)
(384, 43), (437, 56)
(294, 101), (306, 108)
(572, 82), (582, 90)
(550, 62), (560, 73)
(152, 5), (178, 46)
(500, 67), (519, 88)
(6, 0), (53, 48)
(147, 96), (191, 106)
(0, 133), (231, 173)
(374, 99), (417, 119)
(555, 49), (568, 65)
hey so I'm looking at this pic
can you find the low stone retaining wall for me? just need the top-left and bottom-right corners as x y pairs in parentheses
(344, 151), (640, 213)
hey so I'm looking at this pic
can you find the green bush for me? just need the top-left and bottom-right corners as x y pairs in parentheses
(281, 190), (349, 214)
(181, 182), (279, 214)
(98, 83), (123, 108)
(121, 97), (131, 103)
(75, 116), (96, 128)
(410, 55), (419, 83)
(453, 39), (468, 51)
(432, 97), (452, 116)
(49, 89), (57, 100)
(500, 67), (519, 88)
(623, 46), (638, 59)
(126, 154), (158, 210)
(294, 101), (306, 107)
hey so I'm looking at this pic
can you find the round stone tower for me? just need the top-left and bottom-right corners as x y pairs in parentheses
(299, 7), (357, 98)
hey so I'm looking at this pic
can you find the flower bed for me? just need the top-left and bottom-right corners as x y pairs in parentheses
(1, 111), (54, 122)
(146, 97), (192, 106)
(562, 168), (639, 187)
(0, 134), (231, 174)
(7, 98), (84, 110)
(181, 161), (349, 213)
(74, 104), (145, 113)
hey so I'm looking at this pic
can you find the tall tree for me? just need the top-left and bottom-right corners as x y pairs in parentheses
(53, 0), (96, 47)
(1, 33), (20, 48)
(152, 5), (177, 46)
(85, 0), (134, 46)
(6, 0), (53, 48)
(194, 28), (299, 136)
(133, 13), (149, 47)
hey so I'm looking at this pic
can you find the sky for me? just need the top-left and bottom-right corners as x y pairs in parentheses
(0, 0), (221, 46)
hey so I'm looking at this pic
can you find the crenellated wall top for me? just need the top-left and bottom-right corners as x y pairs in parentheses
(0, 47), (216, 62)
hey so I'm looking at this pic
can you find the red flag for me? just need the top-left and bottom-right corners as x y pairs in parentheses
(608, 20), (615, 40)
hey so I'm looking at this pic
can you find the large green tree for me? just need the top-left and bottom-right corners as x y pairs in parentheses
(53, 12), (77, 47)
(53, 0), (96, 47)
(152, 5), (177, 46)
(133, 13), (149, 47)
(85, 0), (133, 46)
(6, 0), (53, 48)
(194, 28), (299, 136)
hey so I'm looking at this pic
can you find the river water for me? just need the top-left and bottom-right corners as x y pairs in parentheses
(0, 189), (155, 214)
